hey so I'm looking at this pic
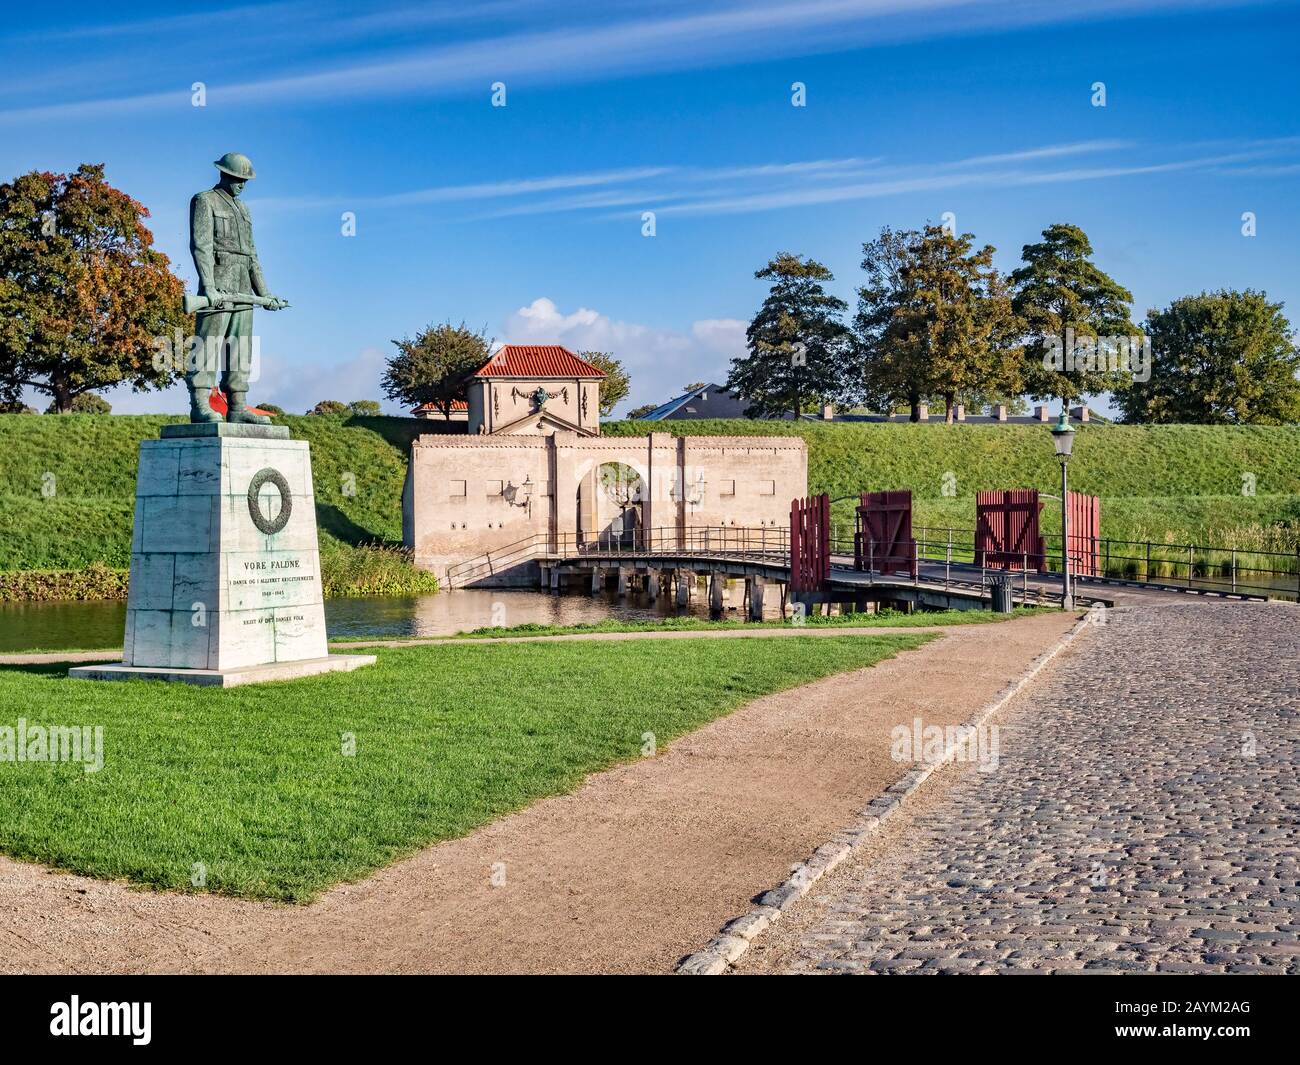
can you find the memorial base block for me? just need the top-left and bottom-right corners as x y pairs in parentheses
(68, 654), (376, 688)
(72, 421), (375, 686)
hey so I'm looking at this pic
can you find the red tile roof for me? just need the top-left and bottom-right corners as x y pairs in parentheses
(474, 345), (606, 379)
(412, 399), (468, 412)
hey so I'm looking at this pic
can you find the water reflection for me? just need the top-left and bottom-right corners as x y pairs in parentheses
(323, 585), (780, 640)
(0, 584), (779, 653)
(0, 599), (128, 653)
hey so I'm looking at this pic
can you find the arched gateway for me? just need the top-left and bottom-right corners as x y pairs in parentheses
(402, 346), (807, 587)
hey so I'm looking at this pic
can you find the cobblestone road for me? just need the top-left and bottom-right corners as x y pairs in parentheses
(738, 602), (1300, 974)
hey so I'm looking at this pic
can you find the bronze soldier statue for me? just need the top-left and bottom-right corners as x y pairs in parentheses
(186, 152), (287, 423)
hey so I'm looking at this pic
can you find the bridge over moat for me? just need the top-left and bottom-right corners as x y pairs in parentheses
(442, 523), (1282, 616)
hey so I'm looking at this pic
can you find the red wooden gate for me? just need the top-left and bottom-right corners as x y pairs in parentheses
(790, 494), (831, 594)
(1066, 491), (1101, 577)
(975, 489), (1046, 570)
(854, 489), (918, 576)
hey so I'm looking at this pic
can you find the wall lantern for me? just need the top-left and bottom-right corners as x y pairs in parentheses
(686, 471), (707, 507)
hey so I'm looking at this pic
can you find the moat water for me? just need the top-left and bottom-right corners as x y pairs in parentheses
(0, 586), (785, 653)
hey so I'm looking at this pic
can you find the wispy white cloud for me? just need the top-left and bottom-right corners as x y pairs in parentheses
(0, 0), (1251, 124)
(4, 1), (312, 43)
(630, 141), (1300, 218)
(251, 138), (1300, 225)
(253, 167), (678, 211)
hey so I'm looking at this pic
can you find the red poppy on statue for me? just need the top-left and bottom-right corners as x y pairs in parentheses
(208, 389), (272, 418)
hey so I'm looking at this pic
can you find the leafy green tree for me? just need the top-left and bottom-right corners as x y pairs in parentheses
(857, 226), (1021, 421)
(348, 399), (381, 416)
(727, 253), (852, 419)
(1116, 290), (1300, 424)
(383, 321), (491, 419)
(902, 226), (1020, 422)
(578, 351), (631, 416)
(1, 400), (37, 413)
(309, 400), (347, 415)
(856, 227), (926, 419)
(625, 403), (657, 419)
(258, 402), (285, 416)
(1011, 223), (1137, 409)
(46, 392), (110, 414)
(0, 164), (188, 413)
(682, 381), (707, 393)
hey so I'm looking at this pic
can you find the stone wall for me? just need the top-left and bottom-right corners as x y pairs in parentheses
(404, 431), (807, 585)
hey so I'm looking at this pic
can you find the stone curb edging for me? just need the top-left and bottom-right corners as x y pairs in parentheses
(675, 611), (1095, 975)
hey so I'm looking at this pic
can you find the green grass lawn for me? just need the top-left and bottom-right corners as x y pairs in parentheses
(0, 634), (928, 902)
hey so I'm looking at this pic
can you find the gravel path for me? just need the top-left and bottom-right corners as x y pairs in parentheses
(735, 601), (1300, 975)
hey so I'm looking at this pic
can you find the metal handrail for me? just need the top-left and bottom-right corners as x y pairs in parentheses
(837, 526), (1296, 601)
(444, 526), (792, 587)
(445, 521), (1297, 601)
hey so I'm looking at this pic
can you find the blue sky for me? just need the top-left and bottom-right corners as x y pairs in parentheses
(2, 0), (1297, 416)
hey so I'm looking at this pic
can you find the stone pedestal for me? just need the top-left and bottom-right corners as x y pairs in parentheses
(69, 423), (374, 687)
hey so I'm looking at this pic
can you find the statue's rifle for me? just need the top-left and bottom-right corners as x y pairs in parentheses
(183, 293), (288, 314)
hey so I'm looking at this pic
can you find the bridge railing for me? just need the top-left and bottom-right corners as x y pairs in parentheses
(443, 532), (550, 588)
(445, 526), (793, 588)
(838, 524), (1298, 602)
(446, 519), (1296, 601)
(558, 525), (790, 560)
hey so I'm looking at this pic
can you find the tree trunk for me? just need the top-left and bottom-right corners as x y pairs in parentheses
(908, 392), (921, 422)
(51, 374), (72, 414)
(944, 394), (955, 423)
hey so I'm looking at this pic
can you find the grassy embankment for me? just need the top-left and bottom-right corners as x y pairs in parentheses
(328, 606), (1044, 641)
(3, 414), (1298, 598)
(0, 634), (928, 900)
(608, 419), (1300, 579)
(0, 412), (437, 599)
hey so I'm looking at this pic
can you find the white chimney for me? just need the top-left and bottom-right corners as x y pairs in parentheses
(1071, 404), (1090, 423)
(917, 403), (929, 422)
(1034, 405), (1051, 422)
(993, 403), (1008, 422)
(821, 403), (835, 420)
(955, 404), (966, 422)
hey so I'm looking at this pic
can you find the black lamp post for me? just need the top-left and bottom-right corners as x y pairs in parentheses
(1050, 411), (1076, 609)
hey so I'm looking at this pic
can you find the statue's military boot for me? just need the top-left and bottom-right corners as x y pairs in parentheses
(188, 385), (223, 424)
(227, 391), (271, 425)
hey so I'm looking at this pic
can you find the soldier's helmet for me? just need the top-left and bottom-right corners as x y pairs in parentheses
(213, 152), (256, 180)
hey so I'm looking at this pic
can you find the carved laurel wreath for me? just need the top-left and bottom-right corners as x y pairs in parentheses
(512, 386), (567, 405)
(247, 467), (292, 535)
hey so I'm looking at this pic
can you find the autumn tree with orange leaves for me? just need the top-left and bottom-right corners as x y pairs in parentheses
(0, 164), (188, 412)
